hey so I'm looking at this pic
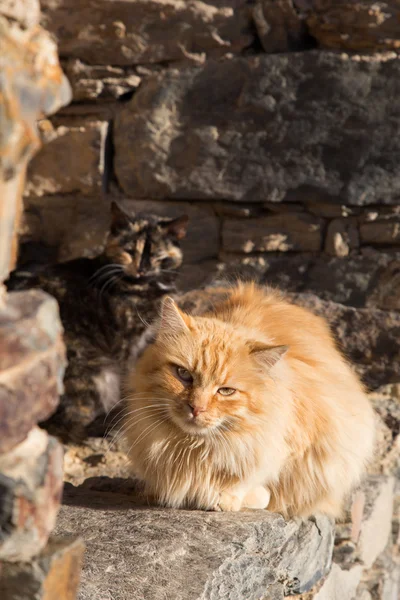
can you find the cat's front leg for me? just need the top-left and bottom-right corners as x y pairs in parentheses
(212, 484), (271, 512)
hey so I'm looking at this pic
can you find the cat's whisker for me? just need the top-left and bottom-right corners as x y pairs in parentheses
(125, 417), (169, 456)
(105, 405), (170, 437)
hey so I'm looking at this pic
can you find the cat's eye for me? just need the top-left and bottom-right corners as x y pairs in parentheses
(217, 387), (236, 397)
(175, 366), (193, 384)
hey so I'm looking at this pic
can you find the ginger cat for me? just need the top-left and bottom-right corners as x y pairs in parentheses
(125, 283), (375, 518)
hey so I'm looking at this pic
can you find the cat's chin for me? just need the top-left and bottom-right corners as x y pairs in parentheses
(171, 415), (217, 437)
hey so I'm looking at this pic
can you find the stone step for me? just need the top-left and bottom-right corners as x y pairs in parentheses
(55, 479), (334, 600)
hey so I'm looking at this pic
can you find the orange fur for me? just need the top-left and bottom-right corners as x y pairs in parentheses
(124, 283), (375, 518)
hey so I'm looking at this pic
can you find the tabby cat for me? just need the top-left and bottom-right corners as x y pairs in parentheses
(125, 283), (375, 517)
(7, 202), (188, 440)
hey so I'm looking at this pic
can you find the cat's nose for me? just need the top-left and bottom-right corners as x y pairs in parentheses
(188, 404), (206, 418)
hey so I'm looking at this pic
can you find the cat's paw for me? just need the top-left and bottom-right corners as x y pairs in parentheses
(215, 491), (242, 512)
(243, 486), (271, 510)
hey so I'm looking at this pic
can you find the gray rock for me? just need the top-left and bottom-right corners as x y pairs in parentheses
(114, 52), (400, 206)
(55, 481), (334, 600)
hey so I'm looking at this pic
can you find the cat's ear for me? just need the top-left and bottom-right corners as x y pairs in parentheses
(159, 296), (190, 336)
(110, 202), (133, 234)
(163, 215), (189, 240)
(248, 342), (288, 371)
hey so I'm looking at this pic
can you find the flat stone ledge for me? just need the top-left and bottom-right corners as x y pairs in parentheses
(55, 479), (334, 600)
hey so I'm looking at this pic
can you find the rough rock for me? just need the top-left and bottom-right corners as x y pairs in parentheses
(63, 438), (130, 487)
(21, 194), (111, 262)
(55, 480), (334, 600)
(334, 476), (395, 570)
(324, 218), (359, 257)
(0, 290), (65, 453)
(41, 0), (252, 66)
(222, 213), (323, 253)
(0, 427), (64, 562)
(64, 59), (141, 102)
(0, 11), (71, 282)
(358, 544), (400, 600)
(309, 563), (363, 600)
(307, 1), (400, 52)
(214, 250), (400, 309)
(0, 536), (85, 599)
(114, 51), (400, 205)
(25, 121), (108, 197)
(360, 215), (400, 245)
(0, 0), (40, 28)
(253, 0), (305, 52)
(368, 384), (400, 478)
(366, 259), (400, 311)
(291, 293), (400, 389)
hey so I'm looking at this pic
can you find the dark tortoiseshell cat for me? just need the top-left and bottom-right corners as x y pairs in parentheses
(7, 202), (188, 440)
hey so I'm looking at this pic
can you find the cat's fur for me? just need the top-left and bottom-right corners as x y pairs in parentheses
(125, 283), (375, 517)
(7, 202), (188, 440)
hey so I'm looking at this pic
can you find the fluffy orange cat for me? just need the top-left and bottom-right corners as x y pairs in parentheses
(125, 283), (375, 518)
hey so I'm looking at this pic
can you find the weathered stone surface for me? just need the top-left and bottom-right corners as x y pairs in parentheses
(25, 121), (108, 197)
(0, 428), (64, 562)
(222, 213), (322, 253)
(369, 384), (400, 478)
(311, 563), (363, 600)
(114, 52), (400, 205)
(0, 290), (65, 453)
(21, 195), (111, 262)
(357, 546), (400, 600)
(0, 0), (40, 28)
(291, 293), (400, 389)
(324, 218), (359, 257)
(0, 13), (71, 282)
(334, 476), (395, 570)
(0, 536), (84, 599)
(360, 215), (400, 245)
(366, 259), (400, 311)
(307, 1), (400, 52)
(55, 480), (334, 600)
(253, 0), (305, 52)
(41, 0), (252, 66)
(213, 250), (399, 308)
(65, 59), (141, 102)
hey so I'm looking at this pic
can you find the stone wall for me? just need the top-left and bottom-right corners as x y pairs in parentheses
(19, 1), (400, 294)
(0, 2), (84, 597)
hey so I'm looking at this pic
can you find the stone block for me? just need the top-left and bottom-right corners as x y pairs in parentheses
(324, 218), (359, 257)
(54, 484), (334, 600)
(360, 219), (400, 246)
(334, 476), (395, 570)
(0, 536), (84, 599)
(65, 59), (141, 102)
(253, 0), (305, 52)
(41, 0), (252, 66)
(0, 290), (65, 453)
(114, 51), (400, 205)
(25, 122), (108, 197)
(222, 213), (323, 253)
(0, 427), (64, 562)
(307, 1), (400, 52)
